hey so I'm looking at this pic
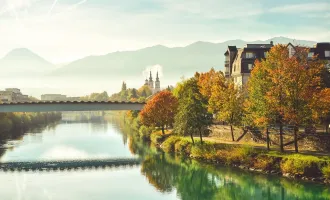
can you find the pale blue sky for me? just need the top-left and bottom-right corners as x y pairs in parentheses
(0, 0), (329, 63)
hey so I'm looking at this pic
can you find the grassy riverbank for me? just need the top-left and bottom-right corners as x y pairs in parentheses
(119, 111), (330, 184)
(146, 129), (330, 184)
(0, 112), (62, 134)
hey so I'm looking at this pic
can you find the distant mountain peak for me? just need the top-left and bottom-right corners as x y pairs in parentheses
(2, 48), (52, 65)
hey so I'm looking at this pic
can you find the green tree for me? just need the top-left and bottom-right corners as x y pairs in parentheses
(174, 77), (212, 144)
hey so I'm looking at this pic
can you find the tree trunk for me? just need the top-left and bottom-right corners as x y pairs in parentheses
(279, 121), (284, 152)
(230, 125), (235, 141)
(199, 128), (203, 145)
(190, 132), (195, 144)
(294, 126), (298, 153)
(266, 128), (270, 151)
(161, 126), (165, 135)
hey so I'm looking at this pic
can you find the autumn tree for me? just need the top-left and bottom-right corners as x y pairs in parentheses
(174, 77), (212, 144)
(209, 81), (244, 141)
(139, 91), (178, 134)
(198, 68), (226, 99)
(245, 45), (330, 152)
(245, 59), (278, 150)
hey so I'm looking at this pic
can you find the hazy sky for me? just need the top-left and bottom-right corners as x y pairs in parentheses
(0, 0), (329, 63)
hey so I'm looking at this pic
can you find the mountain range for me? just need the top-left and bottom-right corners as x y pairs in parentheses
(0, 37), (318, 80)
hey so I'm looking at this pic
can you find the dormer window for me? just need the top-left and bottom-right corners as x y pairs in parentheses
(325, 51), (330, 57)
(308, 52), (314, 58)
(245, 52), (255, 58)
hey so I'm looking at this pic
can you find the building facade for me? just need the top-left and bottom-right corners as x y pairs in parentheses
(0, 88), (29, 102)
(308, 42), (330, 70)
(144, 71), (160, 94)
(224, 41), (330, 87)
(41, 94), (67, 101)
(224, 41), (273, 86)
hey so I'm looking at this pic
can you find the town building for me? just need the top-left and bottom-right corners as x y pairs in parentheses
(308, 42), (330, 70)
(41, 94), (67, 101)
(0, 88), (29, 102)
(224, 41), (273, 86)
(40, 94), (81, 101)
(144, 71), (160, 94)
(224, 41), (330, 87)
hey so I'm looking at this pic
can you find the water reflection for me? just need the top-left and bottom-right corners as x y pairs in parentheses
(0, 116), (329, 200)
(126, 128), (330, 200)
(0, 118), (134, 162)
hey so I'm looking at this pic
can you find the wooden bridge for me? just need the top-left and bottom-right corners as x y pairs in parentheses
(0, 101), (145, 113)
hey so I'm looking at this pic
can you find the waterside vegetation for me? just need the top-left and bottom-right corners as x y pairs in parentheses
(123, 44), (330, 183)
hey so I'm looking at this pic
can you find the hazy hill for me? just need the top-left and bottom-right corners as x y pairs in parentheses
(0, 48), (54, 77)
(49, 37), (316, 80)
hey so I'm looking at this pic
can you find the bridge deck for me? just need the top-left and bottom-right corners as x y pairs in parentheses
(0, 101), (145, 112)
(0, 158), (141, 172)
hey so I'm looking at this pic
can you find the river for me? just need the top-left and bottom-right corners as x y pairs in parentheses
(0, 115), (329, 200)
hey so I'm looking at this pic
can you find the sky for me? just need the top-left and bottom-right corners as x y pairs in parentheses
(0, 0), (329, 64)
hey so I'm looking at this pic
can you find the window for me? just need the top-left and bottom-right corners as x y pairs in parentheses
(308, 52), (314, 58)
(245, 52), (255, 58)
(248, 64), (253, 70)
(325, 51), (330, 57)
(264, 52), (267, 58)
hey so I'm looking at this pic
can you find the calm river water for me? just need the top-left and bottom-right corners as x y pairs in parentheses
(0, 115), (329, 200)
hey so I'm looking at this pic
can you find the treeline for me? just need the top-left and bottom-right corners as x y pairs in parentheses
(131, 44), (330, 153)
(81, 82), (163, 102)
(0, 112), (62, 134)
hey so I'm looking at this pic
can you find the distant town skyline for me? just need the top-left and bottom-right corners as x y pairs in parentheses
(0, 0), (329, 63)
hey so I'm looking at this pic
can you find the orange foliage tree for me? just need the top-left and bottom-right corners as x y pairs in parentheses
(139, 91), (178, 134)
(245, 44), (330, 152)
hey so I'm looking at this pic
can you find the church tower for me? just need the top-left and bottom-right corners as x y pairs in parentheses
(148, 71), (154, 91)
(144, 77), (148, 86)
(154, 71), (160, 93)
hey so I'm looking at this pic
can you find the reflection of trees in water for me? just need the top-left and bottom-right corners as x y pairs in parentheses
(125, 131), (330, 200)
(0, 122), (60, 161)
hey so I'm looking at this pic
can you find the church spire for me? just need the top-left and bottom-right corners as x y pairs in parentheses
(149, 71), (153, 81)
(156, 71), (159, 81)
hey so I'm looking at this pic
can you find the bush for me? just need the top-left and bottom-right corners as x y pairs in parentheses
(162, 136), (181, 153)
(253, 156), (277, 171)
(191, 142), (217, 160)
(215, 146), (255, 165)
(280, 154), (322, 176)
(174, 139), (192, 155)
(139, 125), (153, 140)
(322, 165), (330, 179)
(150, 132), (165, 144)
(132, 117), (141, 131)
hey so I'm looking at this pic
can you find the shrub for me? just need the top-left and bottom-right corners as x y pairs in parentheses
(139, 125), (153, 140)
(280, 154), (322, 176)
(322, 165), (330, 179)
(191, 142), (217, 160)
(162, 136), (181, 153)
(215, 146), (255, 165)
(150, 132), (165, 144)
(253, 156), (276, 171)
(174, 139), (192, 155)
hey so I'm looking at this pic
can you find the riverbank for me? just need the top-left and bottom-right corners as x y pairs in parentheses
(149, 131), (330, 184)
(119, 111), (330, 185)
(0, 112), (62, 134)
